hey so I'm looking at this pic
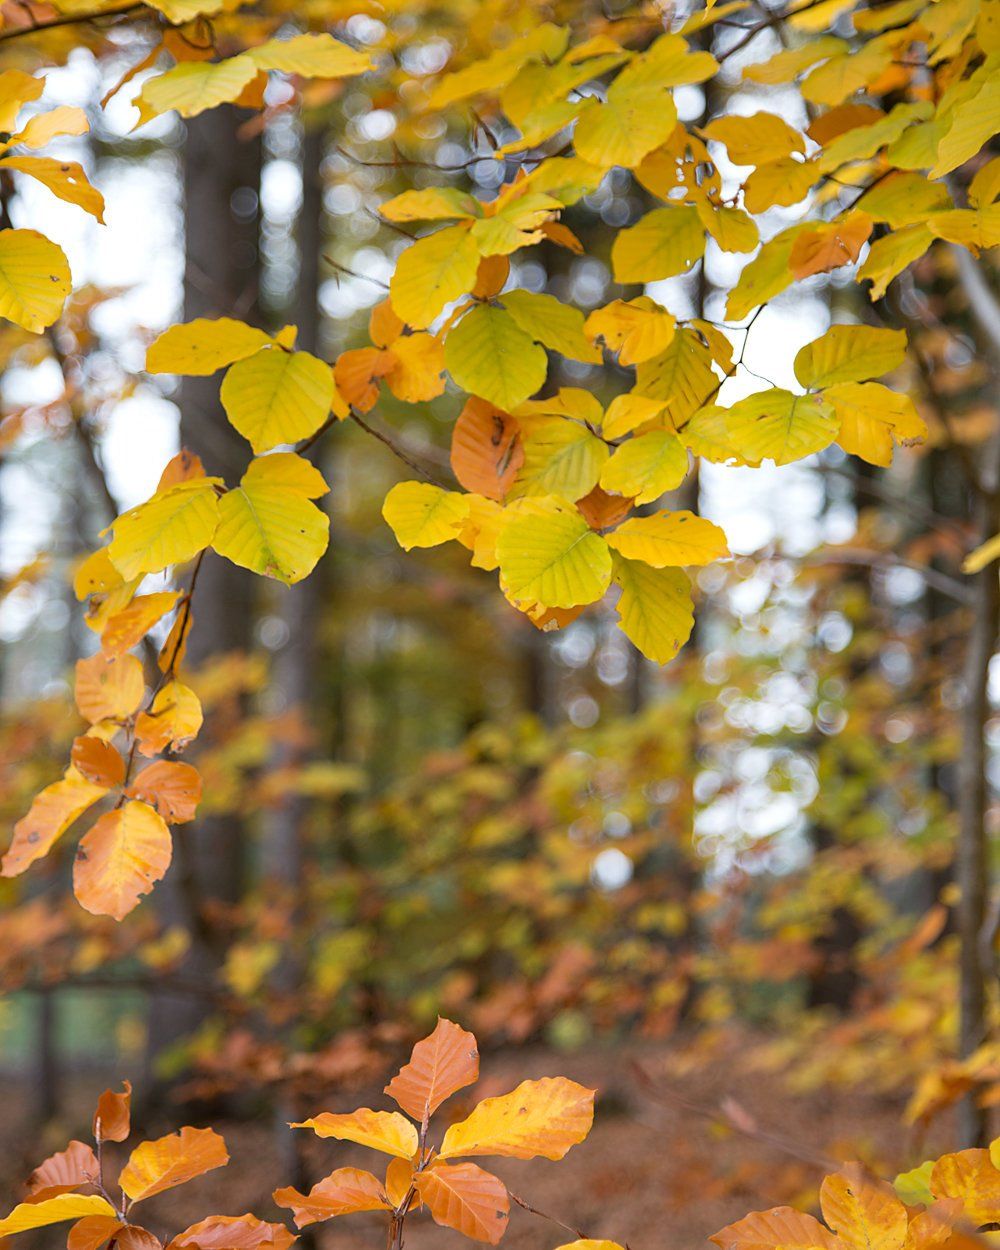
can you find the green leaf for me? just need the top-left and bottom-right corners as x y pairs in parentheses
(725, 389), (838, 465)
(496, 499), (612, 609)
(445, 305), (548, 410)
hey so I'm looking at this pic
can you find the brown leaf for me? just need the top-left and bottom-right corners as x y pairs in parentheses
(27, 1141), (98, 1200)
(67, 1216), (126, 1250)
(93, 1079), (132, 1143)
(168, 1213), (296, 1250)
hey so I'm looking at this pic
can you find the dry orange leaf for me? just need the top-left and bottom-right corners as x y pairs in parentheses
(789, 211), (872, 279)
(157, 448), (206, 491)
(75, 652), (145, 724)
(334, 347), (394, 412)
(415, 1161), (509, 1245)
(118, 1126), (228, 1203)
(168, 1214), (296, 1250)
(27, 1141), (99, 1200)
(67, 1216), (126, 1250)
(576, 487), (634, 532)
(384, 1017), (479, 1125)
(93, 1080), (131, 1143)
(450, 398), (523, 501)
(125, 760), (202, 824)
(73, 801), (172, 921)
(71, 736), (126, 789)
(438, 1077), (595, 1161)
(116, 1229), (163, 1250)
(273, 1168), (391, 1227)
(710, 1206), (840, 1250)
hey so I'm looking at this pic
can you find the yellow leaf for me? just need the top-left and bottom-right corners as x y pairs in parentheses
(612, 207), (704, 283)
(930, 1149), (1000, 1224)
(554, 1243), (626, 1250)
(427, 25), (569, 110)
(381, 187), (479, 223)
(743, 36), (848, 84)
(101, 591), (182, 660)
(212, 460), (329, 583)
(0, 228), (71, 333)
(382, 481), (471, 550)
(743, 157), (818, 214)
(929, 78), (1000, 178)
(502, 289), (601, 362)
(135, 58), (260, 125)
(243, 452), (328, 498)
(119, 1127), (228, 1201)
(135, 680), (203, 756)
(144, 0), (223, 21)
(585, 298), (676, 366)
(820, 1164), (907, 1250)
(73, 548), (125, 600)
(73, 800), (172, 921)
(75, 652), (146, 724)
(108, 479), (221, 580)
(606, 509), (728, 566)
(6, 105), (89, 152)
(384, 332), (446, 402)
(928, 205), (1000, 250)
(496, 500), (611, 610)
(438, 1076), (595, 1161)
(794, 325), (907, 388)
(510, 416), (610, 502)
(0, 1196), (117, 1237)
(634, 329), (718, 427)
(858, 225), (933, 301)
(292, 1110), (418, 1160)
(245, 33), (373, 77)
(696, 200), (760, 253)
(726, 224), (810, 320)
(221, 347), (334, 453)
(681, 405), (755, 465)
(2, 156), (105, 222)
(963, 532), (1000, 574)
(0, 69), (43, 132)
(700, 111), (805, 164)
(827, 382), (926, 467)
(445, 304), (547, 410)
(599, 431), (688, 504)
(146, 318), (274, 376)
(970, 155), (1000, 209)
(856, 172), (951, 228)
(819, 101), (933, 173)
(573, 61), (677, 168)
(601, 394), (669, 439)
(389, 225), (480, 329)
(725, 390), (838, 465)
(611, 556), (694, 665)
(1, 776), (108, 878)
(470, 193), (562, 256)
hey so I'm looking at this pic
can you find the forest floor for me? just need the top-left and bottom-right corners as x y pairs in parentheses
(4, 1032), (953, 1250)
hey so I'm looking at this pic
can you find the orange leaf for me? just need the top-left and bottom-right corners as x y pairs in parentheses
(384, 1159), (416, 1210)
(68, 1216), (125, 1250)
(450, 398), (523, 502)
(710, 1207), (840, 1250)
(415, 1161), (509, 1245)
(789, 212), (872, 279)
(93, 1080), (131, 1143)
(27, 1141), (99, 1200)
(73, 802), (172, 921)
(1, 776), (108, 878)
(438, 1077), (595, 1161)
(369, 299), (404, 349)
(931, 1149), (1000, 1225)
(576, 487), (633, 531)
(291, 1110), (418, 1159)
(135, 681), (202, 756)
(71, 737), (126, 789)
(384, 1018), (479, 1124)
(157, 449), (206, 491)
(157, 604), (193, 674)
(333, 347), (394, 411)
(118, 1126), (228, 1203)
(820, 1165), (906, 1250)
(117, 1229), (163, 1250)
(168, 1213), (297, 1250)
(125, 761), (202, 824)
(75, 653), (145, 724)
(273, 1169), (391, 1227)
(471, 255), (510, 299)
(101, 592), (182, 660)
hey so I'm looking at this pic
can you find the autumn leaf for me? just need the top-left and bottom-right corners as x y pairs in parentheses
(75, 653), (146, 724)
(0, 1196), (117, 1238)
(496, 502), (612, 611)
(2, 775), (108, 878)
(27, 1141), (99, 1200)
(93, 1080), (132, 1143)
(73, 800), (173, 921)
(0, 228), (72, 332)
(118, 1127), (229, 1202)
(135, 681), (203, 756)
(384, 1018), (480, 1123)
(168, 1214), (297, 1250)
(450, 398), (524, 501)
(383, 481), (471, 550)
(273, 1169), (391, 1226)
(125, 761), (202, 824)
(438, 1076), (595, 1160)
(70, 736), (126, 789)
(221, 348), (335, 454)
(605, 511), (729, 567)
(415, 1161), (509, 1244)
(292, 1109), (418, 1159)
(819, 1164), (907, 1250)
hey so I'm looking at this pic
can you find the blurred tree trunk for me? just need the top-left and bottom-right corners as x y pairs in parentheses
(145, 105), (262, 1095)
